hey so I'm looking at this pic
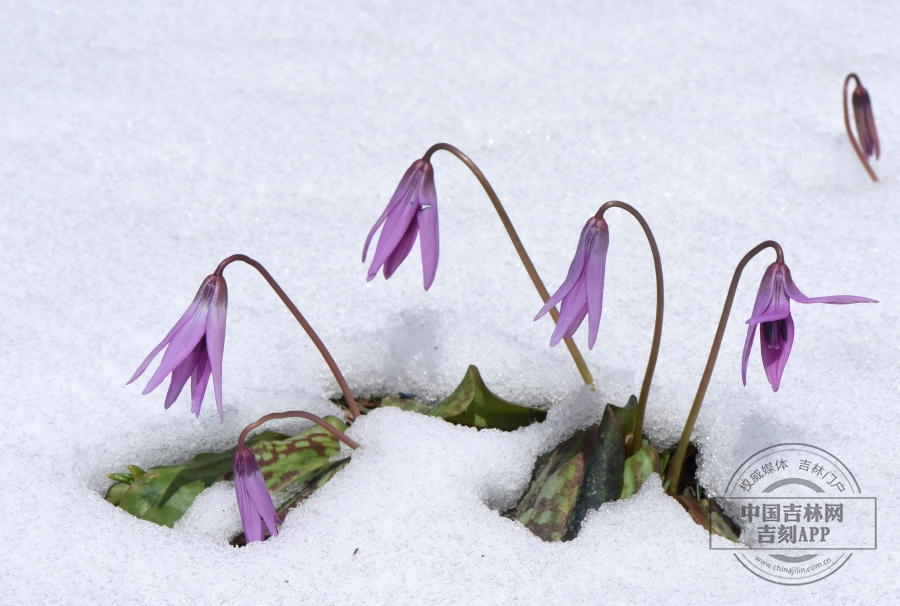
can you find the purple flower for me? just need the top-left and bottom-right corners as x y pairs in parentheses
(363, 159), (440, 290)
(742, 262), (877, 392)
(127, 274), (228, 419)
(534, 216), (610, 349)
(233, 446), (281, 542)
(852, 82), (880, 160)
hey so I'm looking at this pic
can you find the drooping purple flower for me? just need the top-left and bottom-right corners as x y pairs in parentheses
(852, 81), (880, 160)
(363, 159), (439, 290)
(534, 216), (610, 349)
(742, 262), (877, 392)
(233, 446), (281, 542)
(127, 274), (228, 419)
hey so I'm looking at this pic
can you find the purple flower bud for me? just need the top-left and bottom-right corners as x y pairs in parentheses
(742, 262), (877, 392)
(363, 160), (439, 290)
(128, 274), (228, 419)
(534, 216), (610, 350)
(233, 446), (281, 542)
(852, 82), (880, 160)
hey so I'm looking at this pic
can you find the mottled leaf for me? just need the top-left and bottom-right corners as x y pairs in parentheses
(675, 494), (741, 543)
(565, 405), (626, 539)
(105, 421), (348, 529)
(619, 444), (660, 500)
(379, 395), (432, 415)
(251, 417), (347, 492)
(434, 365), (546, 430)
(513, 428), (596, 542)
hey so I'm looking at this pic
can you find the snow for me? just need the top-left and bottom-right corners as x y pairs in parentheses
(1, 0), (898, 603)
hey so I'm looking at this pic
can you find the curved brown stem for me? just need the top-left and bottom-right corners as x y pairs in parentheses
(595, 201), (663, 456)
(421, 143), (594, 386)
(216, 254), (361, 419)
(844, 73), (879, 182)
(237, 411), (359, 450)
(664, 241), (783, 495)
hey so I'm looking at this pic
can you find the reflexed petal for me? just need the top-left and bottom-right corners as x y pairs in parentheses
(362, 160), (425, 262)
(383, 216), (419, 279)
(782, 266), (878, 305)
(163, 347), (198, 409)
(127, 277), (214, 385)
(760, 315), (794, 392)
(205, 276), (228, 420)
(366, 163), (426, 281)
(585, 222), (609, 350)
(741, 323), (757, 386)
(535, 218), (596, 321)
(417, 165), (440, 291)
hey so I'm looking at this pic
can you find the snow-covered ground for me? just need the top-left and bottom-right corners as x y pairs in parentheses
(2, 1), (897, 603)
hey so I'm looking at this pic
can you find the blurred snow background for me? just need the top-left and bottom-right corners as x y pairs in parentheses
(1, 0), (898, 603)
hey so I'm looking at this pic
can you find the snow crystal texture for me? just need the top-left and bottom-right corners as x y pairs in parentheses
(1, 1), (898, 604)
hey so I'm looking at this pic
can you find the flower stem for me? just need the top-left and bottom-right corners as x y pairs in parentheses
(843, 73), (879, 183)
(215, 254), (361, 419)
(421, 143), (594, 386)
(664, 241), (783, 495)
(595, 201), (663, 456)
(237, 410), (360, 450)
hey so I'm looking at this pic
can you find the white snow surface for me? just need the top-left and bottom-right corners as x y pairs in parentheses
(2, 1), (898, 603)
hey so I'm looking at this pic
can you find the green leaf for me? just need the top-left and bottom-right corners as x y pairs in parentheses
(432, 365), (547, 431)
(104, 482), (129, 506)
(565, 405), (626, 539)
(127, 465), (146, 480)
(619, 445), (660, 500)
(513, 428), (596, 542)
(610, 395), (638, 437)
(107, 473), (134, 485)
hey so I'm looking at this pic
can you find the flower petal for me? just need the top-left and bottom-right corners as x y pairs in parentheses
(141, 304), (210, 395)
(535, 218), (597, 321)
(550, 278), (587, 347)
(362, 160), (425, 262)
(233, 453), (266, 543)
(127, 277), (214, 385)
(417, 164), (439, 291)
(782, 265), (878, 305)
(163, 346), (198, 410)
(366, 162), (426, 280)
(760, 315), (794, 392)
(585, 221), (609, 350)
(190, 349), (212, 418)
(746, 263), (791, 324)
(204, 276), (228, 420)
(741, 322), (757, 386)
(233, 449), (281, 542)
(383, 215), (419, 280)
